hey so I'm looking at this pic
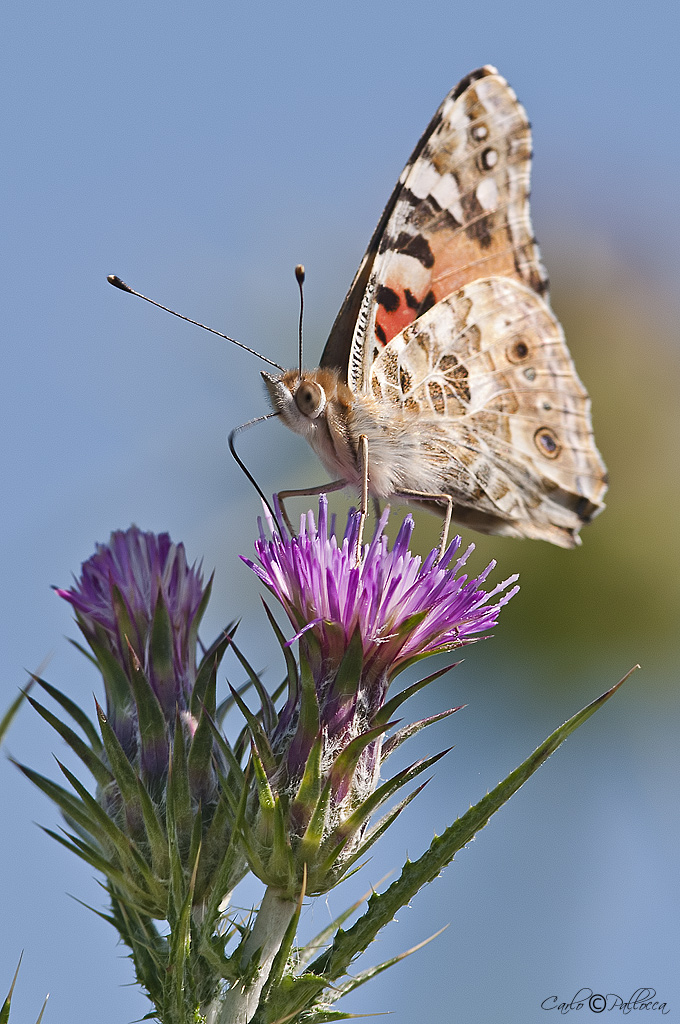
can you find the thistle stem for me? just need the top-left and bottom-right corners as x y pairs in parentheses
(209, 886), (297, 1024)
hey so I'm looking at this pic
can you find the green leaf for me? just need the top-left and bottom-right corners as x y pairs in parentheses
(328, 926), (447, 1004)
(250, 742), (276, 816)
(381, 707), (461, 759)
(329, 628), (364, 702)
(109, 583), (139, 676)
(95, 700), (139, 803)
(290, 731), (323, 822)
(26, 692), (112, 787)
(268, 796), (294, 887)
(261, 599), (299, 705)
(229, 637), (277, 736)
(0, 683), (32, 748)
(135, 775), (170, 879)
(332, 782), (429, 879)
(374, 661), (460, 727)
(255, 972), (328, 1024)
(192, 617), (235, 717)
(199, 795), (248, 930)
(188, 669), (218, 799)
(12, 759), (105, 839)
(290, 652), (320, 761)
(1, 952), (22, 1024)
(302, 672), (633, 1000)
(126, 649), (168, 782)
(66, 634), (99, 668)
(81, 634), (131, 715)
(170, 714), (193, 855)
(320, 750), (447, 872)
(33, 675), (101, 749)
(203, 711), (246, 801)
(149, 590), (175, 688)
(195, 791), (244, 912)
(55, 761), (166, 909)
(187, 572), (215, 668)
(42, 827), (162, 915)
(228, 685), (275, 774)
(327, 722), (391, 796)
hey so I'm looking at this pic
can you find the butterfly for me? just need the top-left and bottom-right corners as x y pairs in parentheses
(262, 66), (608, 549)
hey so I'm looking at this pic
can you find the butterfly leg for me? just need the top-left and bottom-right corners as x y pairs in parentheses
(277, 479), (346, 536)
(354, 434), (370, 563)
(395, 489), (454, 562)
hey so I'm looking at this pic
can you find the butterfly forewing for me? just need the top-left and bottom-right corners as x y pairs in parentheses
(321, 65), (549, 394)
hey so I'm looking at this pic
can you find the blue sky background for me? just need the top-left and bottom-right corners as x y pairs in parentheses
(2, 1), (679, 1021)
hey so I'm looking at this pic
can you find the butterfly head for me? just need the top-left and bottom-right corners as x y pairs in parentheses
(262, 367), (357, 477)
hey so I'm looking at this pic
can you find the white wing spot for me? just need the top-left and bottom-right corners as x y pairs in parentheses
(482, 147), (499, 170)
(476, 177), (499, 211)
(431, 172), (464, 222)
(407, 160), (441, 200)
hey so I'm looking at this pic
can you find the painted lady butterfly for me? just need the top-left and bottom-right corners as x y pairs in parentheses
(262, 66), (607, 548)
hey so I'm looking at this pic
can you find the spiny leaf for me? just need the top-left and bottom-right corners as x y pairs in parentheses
(261, 598), (299, 703)
(294, 884), (380, 974)
(188, 669), (218, 801)
(25, 692), (111, 787)
(95, 699), (139, 803)
(374, 662), (461, 726)
(290, 732), (323, 824)
(228, 685), (276, 774)
(148, 590), (174, 689)
(187, 571), (215, 666)
(329, 628), (364, 702)
(171, 713), (193, 848)
(381, 707), (461, 759)
(33, 674), (101, 749)
(321, 750), (448, 864)
(230, 637), (277, 736)
(328, 722), (392, 797)
(330, 782), (430, 880)
(192, 616), (235, 717)
(83, 633), (131, 714)
(304, 672), (633, 994)
(328, 926), (448, 1003)
(0, 952), (22, 1024)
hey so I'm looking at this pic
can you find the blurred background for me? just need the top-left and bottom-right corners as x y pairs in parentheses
(1, 2), (678, 1021)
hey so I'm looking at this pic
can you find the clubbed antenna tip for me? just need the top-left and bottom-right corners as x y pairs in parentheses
(107, 274), (132, 292)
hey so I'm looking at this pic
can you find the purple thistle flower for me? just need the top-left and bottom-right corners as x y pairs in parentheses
(57, 528), (206, 717)
(56, 526), (218, 800)
(240, 497), (519, 893)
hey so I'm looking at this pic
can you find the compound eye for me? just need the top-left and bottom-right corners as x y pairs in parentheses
(295, 380), (326, 418)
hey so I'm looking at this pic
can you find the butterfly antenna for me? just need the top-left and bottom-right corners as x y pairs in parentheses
(295, 264), (305, 379)
(107, 274), (285, 372)
(228, 414), (283, 535)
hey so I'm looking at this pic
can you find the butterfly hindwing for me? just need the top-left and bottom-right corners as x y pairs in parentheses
(368, 277), (607, 545)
